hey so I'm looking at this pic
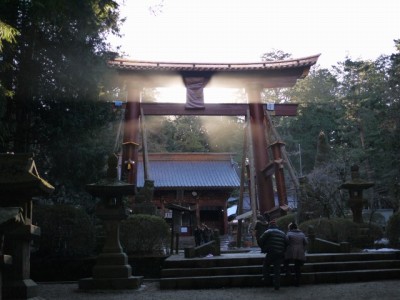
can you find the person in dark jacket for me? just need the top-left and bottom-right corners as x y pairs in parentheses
(194, 225), (202, 246)
(284, 222), (308, 286)
(258, 219), (289, 290)
(254, 214), (269, 244)
(202, 224), (212, 243)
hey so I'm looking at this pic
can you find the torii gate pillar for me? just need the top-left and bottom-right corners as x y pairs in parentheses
(122, 83), (141, 184)
(246, 83), (275, 214)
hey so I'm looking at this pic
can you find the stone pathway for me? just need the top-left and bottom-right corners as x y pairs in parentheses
(37, 280), (399, 300)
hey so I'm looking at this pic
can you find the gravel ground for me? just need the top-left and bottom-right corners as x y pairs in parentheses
(37, 280), (399, 300)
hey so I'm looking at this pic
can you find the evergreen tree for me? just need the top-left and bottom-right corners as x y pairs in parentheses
(0, 0), (123, 206)
(278, 68), (341, 174)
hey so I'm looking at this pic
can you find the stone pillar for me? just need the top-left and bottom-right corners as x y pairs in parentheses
(1, 255), (12, 298)
(3, 224), (40, 299)
(246, 83), (275, 214)
(92, 207), (133, 282)
(79, 205), (142, 290)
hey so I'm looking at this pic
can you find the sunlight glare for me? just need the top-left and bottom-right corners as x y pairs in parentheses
(155, 87), (245, 103)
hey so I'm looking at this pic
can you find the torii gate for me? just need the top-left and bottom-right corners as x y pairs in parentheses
(108, 55), (319, 215)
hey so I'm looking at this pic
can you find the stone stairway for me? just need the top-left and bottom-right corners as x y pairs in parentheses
(178, 234), (232, 251)
(160, 250), (400, 289)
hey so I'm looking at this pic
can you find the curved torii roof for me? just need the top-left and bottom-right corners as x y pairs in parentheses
(108, 54), (320, 89)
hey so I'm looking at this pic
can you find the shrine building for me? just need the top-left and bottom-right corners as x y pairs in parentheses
(136, 152), (240, 235)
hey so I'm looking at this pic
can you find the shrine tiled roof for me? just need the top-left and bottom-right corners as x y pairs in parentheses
(108, 55), (320, 72)
(136, 153), (240, 189)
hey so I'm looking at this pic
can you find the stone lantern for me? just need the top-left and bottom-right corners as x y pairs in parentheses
(79, 153), (143, 290)
(340, 165), (374, 223)
(0, 208), (24, 298)
(0, 153), (54, 299)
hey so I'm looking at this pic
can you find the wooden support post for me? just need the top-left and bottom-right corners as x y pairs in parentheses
(140, 107), (150, 180)
(264, 110), (299, 189)
(170, 224), (174, 255)
(236, 121), (248, 248)
(175, 233), (179, 255)
(246, 84), (275, 214)
(264, 110), (300, 219)
(247, 109), (259, 246)
(270, 141), (288, 208)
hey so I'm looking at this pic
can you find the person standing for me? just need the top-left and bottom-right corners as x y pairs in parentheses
(194, 225), (202, 246)
(258, 219), (288, 290)
(254, 214), (269, 244)
(284, 222), (308, 286)
(202, 224), (212, 243)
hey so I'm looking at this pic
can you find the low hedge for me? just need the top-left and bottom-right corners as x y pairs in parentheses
(298, 217), (383, 248)
(276, 213), (296, 231)
(120, 214), (170, 255)
(33, 204), (96, 258)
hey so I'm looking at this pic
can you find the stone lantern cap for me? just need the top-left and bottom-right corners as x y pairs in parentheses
(86, 153), (136, 198)
(0, 207), (26, 238)
(0, 153), (54, 196)
(86, 181), (136, 198)
(0, 207), (24, 226)
(340, 165), (374, 190)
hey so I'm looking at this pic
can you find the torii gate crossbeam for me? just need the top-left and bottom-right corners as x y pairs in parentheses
(140, 103), (298, 116)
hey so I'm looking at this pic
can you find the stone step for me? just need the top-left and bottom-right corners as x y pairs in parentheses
(160, 269), (400, 289)
(305, 259), (400, 272)
(160, 251), (400, 289)
(163, 251), (400, 269)
(306, 252), (400, 263)
(162, 260), (400, 277)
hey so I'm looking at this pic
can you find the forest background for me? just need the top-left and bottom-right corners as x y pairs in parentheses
(1, 0), (399, 219)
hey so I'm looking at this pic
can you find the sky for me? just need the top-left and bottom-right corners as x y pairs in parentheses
(109, 0), (400, 69)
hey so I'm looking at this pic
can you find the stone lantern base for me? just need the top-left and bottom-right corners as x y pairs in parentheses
(79, 276), (143, 290)
(2, 279), (38, 300)
(2, 224), (41, 299)
(78, 252), (143, 290)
